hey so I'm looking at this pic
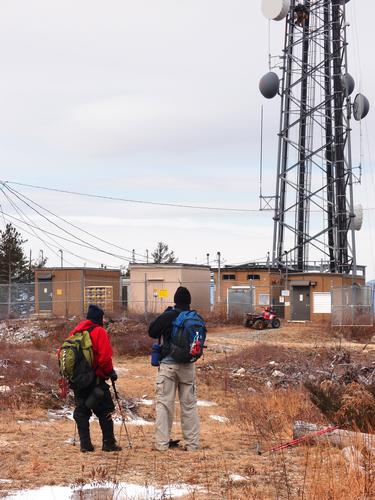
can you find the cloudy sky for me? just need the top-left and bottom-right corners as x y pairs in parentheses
(0, 0), (374, 277)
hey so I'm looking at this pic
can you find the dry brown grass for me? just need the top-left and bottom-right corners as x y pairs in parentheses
(2, 321), (375, 499)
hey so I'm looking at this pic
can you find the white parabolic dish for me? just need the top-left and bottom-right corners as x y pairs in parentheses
(261, 0), (291, 21)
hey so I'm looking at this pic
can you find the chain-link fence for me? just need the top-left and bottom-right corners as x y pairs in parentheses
(331, 285), (374, 327)
(0, 279), (373, 327)
(0, 283), (35, 319)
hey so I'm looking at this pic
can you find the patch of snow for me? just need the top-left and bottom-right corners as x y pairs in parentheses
(64, 438), (77, 445)
(197, 400), (218, 407)
(47, 407), (74, 421)
(0, 479), (12, 483)
(0, 359), (8, 369)
(0, 385), (11, 393)
(209, 415), (230, 424)
(228, 473), (249, 482)
(123, 416), (153, 426)
(139, 399), (154, 406)
(7, 481), (203, 499)
(24, 360), (31, 364)
(0, 324), (49, 344)
(234, 367), (246, 377)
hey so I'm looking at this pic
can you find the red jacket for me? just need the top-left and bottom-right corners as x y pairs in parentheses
(70, 319), (114, 379)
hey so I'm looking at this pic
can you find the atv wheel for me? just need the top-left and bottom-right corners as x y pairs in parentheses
(271, 318), (281, 329)
(243, 318), (252, 328)
(254, 319), (265, 330)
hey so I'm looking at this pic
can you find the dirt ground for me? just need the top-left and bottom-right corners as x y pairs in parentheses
(1, 321), (375, 499)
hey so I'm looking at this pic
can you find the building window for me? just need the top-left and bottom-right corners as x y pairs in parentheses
(222, 274), (236, 281)
(247, 274), (261, 280)
(259, 294), (270, 306)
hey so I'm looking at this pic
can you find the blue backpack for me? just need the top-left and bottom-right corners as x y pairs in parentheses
(170, 310), (207, 363)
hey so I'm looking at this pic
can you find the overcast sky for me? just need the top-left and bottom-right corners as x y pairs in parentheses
(0, 0), (374, 277)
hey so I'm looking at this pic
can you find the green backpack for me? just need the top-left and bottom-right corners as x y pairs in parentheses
(59, 327), (95, 390)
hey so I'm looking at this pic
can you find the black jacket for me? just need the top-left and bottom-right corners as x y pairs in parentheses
(148, 304), (190, 358)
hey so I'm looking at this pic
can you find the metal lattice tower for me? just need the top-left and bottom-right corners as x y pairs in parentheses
(260, 0), (369, 275)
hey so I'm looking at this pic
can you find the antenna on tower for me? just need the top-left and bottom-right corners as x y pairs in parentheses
(259, 0), (370, 275)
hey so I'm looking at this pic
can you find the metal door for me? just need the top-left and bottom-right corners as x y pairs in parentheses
(227, 288), (253, 318)
(292, 286), (310, 320)
(38, 279), (52, 311)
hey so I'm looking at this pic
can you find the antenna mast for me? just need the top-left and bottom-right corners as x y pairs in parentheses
(259, 0), (369, 274)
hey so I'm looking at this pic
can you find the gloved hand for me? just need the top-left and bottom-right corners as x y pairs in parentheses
(108, 369), (118, 382)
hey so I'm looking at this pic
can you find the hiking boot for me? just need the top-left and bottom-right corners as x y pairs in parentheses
(80, 440), (94, 453)
(183, 445), (199, 452)
(102, 440), (122, 452)
(169, 439), (181, 449)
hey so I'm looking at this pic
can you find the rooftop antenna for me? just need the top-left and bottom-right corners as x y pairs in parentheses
(259, 0), (369, 275)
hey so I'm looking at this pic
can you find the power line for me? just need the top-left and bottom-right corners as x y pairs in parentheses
(0, 209), (134, 263)
(0, 187), (76, 266)
(5, 180), (375, 212)
(4, 184), (148, 260)
(1, 186), (140, 263)
(5, 181), (262, 213)
(0, 210), (123, 269)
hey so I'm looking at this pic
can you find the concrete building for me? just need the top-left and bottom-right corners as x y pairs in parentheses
(34, 268), (122, 317)
(212, 263), (366, 322)
(129, 263), (211, 314)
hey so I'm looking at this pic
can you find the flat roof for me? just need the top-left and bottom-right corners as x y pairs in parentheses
(34, 267), (121, 272)
(130, 263), (210, 269)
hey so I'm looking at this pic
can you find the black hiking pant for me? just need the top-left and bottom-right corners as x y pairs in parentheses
(73, 379), (116, 445)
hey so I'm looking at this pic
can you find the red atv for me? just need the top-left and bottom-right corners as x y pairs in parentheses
(243, 307), (281, 330)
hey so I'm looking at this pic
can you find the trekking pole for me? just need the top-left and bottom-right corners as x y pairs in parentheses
(111, 380), (133, 449)
(72, 422), (77, 446)
(258, 425), (339, 455)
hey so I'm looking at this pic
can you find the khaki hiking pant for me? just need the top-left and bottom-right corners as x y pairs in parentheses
(154, 362), (200, 451)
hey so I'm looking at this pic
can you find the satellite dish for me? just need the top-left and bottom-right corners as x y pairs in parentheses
(261, 0), (291, 21)
(259, 72), (280, 99)
(350, 204), (363, 231)
(341, 73), (355, 96)
(353, 93), (370, 121)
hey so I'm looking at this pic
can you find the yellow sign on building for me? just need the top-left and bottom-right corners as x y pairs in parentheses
(158, 289), (169, 299)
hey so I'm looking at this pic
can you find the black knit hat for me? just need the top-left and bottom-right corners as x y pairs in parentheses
(174, 286), (191, 305)
(87, 304), (104, 326)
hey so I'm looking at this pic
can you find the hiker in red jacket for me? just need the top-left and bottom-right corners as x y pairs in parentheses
(71, 304), (121, 452)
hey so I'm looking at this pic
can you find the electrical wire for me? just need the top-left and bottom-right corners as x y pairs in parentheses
(0, 187), (77, 267)
(4, 180), (375, 212)
(0, 209), (135, 263)
(0, 209), (123, 269)
(4, 180), (263, 213)
(0, 186), (142, 263)
(3, 183), (148, 260)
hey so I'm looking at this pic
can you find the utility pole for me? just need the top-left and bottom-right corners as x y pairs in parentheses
(132, 249), (135, 263)
(146, 249), (149, 263)
(59, 249), (63, 268)
(217, 251), (221, 304)
(206, 253), (210, 266)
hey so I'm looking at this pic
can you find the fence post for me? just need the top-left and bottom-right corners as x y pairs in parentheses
(144, 274), (148, 321)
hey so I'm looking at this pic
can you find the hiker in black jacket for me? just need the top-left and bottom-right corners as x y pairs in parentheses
(148, 286), (200, 451)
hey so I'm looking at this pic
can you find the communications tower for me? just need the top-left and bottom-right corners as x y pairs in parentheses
(259, 0), (369, 274)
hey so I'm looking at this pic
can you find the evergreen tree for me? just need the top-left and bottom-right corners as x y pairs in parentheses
(0, 223), (29, 283)
(151, 241), (177, 264)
